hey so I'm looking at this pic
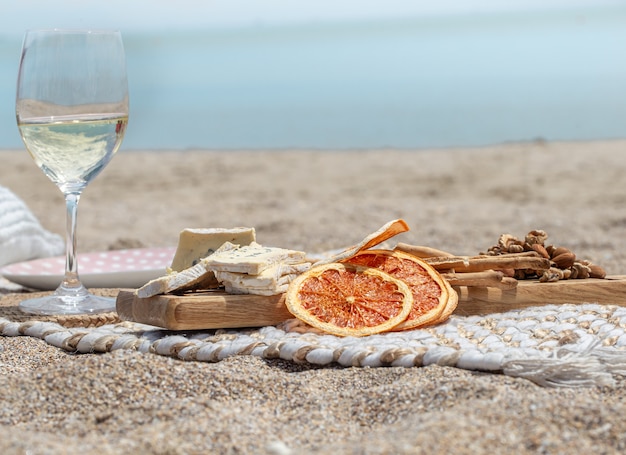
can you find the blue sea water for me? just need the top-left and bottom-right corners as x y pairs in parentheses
(1, 6), (626, 150)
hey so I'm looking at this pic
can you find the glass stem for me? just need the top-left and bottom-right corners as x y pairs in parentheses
(56, 191), (88, 298)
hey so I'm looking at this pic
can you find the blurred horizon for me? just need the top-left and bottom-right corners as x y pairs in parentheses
(1, 0), (626, 150)
(3, 0), (618, 33)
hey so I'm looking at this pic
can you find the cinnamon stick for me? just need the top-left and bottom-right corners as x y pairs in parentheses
(442, 270), (518, 290)
(425, 255), (550, 273)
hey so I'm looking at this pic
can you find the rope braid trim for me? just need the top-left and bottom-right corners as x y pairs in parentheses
(3, 302), (626, 387)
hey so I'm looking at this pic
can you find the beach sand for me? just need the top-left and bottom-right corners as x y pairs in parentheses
(1, 141), (626, 453)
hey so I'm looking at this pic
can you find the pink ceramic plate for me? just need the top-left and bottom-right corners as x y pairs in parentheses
(0, 247), (176, 290)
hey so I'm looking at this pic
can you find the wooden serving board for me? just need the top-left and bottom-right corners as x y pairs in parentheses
(116, 275), (626, 330)
(116, 290), (292, 330)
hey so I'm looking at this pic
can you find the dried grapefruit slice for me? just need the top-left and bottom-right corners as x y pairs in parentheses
(316, 219), (409, 265)
(285, 262), (413, 337)
(344, 249), (456, 330)
(424, 279), (458, 327)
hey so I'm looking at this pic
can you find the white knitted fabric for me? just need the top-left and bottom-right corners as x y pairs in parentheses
(2, 302), (626, 387)
(0, 186), (64, 267)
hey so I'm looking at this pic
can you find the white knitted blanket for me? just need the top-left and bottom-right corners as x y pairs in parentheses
(2, 302), (626, 387)
(0, 186), (64, 267)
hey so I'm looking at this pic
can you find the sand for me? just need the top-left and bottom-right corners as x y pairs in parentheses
(1, 140), (626, 454)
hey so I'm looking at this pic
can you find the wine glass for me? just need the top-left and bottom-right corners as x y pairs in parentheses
(15, 29), (128, 315)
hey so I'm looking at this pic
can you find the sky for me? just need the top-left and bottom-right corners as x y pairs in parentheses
(2, 0), (626, 150)
(2, 0), (623, 34)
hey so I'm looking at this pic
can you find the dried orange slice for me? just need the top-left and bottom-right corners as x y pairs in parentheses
(344, 249), (456, 330)
(285, 262), (413, 337)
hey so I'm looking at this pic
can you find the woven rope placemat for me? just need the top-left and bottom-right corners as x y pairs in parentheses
(2, 297), (626, 387)
(0, 290), (121, 327)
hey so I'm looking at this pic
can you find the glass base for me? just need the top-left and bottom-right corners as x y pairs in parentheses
(19, 293), (116, 315)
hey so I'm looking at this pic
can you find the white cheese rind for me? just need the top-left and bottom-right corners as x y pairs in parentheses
(135, 262), (218, 298)
(169, 227), (256, 272)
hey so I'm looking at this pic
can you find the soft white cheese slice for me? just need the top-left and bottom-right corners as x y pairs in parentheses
(218, 272), (298, 292)
(169, 227), (256, 272)
(202, 243), (307, 275)
(213, 262), (311, 288)
(136, 242), (240, 297)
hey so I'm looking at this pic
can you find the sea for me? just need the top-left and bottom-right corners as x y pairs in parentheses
(1, 5), (626, 150)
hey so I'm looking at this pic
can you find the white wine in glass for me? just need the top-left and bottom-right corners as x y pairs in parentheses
(16, 29), (129, 315)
